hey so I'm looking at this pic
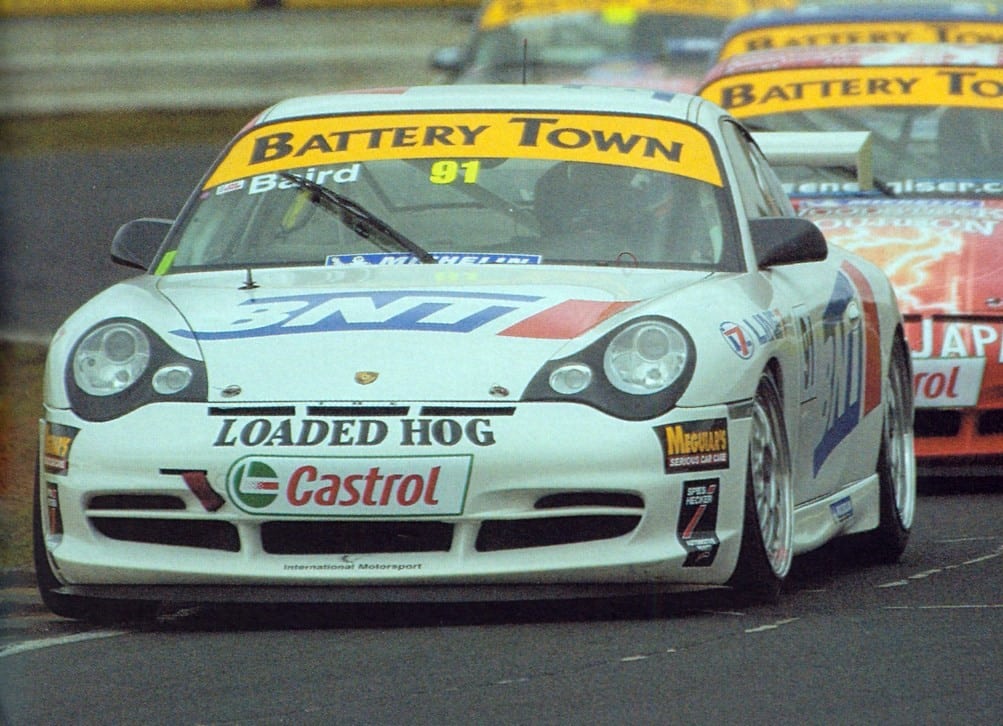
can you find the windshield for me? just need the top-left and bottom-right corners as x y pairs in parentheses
(699, 59), (1003, 197)
(160, 111), (741, 273)
(746, 106), (1003, 197)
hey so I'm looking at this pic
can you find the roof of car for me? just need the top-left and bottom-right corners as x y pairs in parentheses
(723, 2), (1001, 34)
(701, 41), (1003, 83)
(714, 3), (1003, 60)
(254, 84), (715, 126)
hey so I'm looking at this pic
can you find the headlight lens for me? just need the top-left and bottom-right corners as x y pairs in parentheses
(73, 322), (151, 396)
(522, 316), (695, 420)
(66, 318), (208, 421)
(152, 365), (194, 395)
(604, 321), (687, 394)
(549, 364), (593, 395)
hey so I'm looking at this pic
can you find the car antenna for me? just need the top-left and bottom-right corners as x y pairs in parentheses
(522, 38), (528, 84)
(240, 267), (259, 290)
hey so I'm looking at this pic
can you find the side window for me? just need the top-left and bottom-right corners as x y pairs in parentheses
(720, 120), (792, 218)
(748, 141), (795, 217)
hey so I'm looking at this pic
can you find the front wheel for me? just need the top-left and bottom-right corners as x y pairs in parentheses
(856, 334), (916, 563)
(728, 370), (794, 603)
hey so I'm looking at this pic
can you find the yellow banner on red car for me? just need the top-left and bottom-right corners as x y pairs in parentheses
(701, 65), (1003, 116)
(204, 111), (724, 189)
(718, 20), (1003, 59)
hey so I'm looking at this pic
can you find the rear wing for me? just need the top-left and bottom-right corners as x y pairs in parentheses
(752, 131), (873, 191)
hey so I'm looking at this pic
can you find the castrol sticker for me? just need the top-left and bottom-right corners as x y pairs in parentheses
(226, 455), (471, 516)
(912, 357), (985, 408)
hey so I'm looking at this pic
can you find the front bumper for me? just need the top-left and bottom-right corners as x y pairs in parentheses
(39, 399), (751, 596)
(914, 407), (1003, 477)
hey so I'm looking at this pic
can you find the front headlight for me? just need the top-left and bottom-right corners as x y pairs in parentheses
(73, 322), (151, 396)
(523, 316), (695, 420)
(66, 318), (207, 421)
(604, 321), (688, 394)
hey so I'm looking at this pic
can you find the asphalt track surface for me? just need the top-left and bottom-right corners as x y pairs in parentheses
(2, 481), (1001, 724)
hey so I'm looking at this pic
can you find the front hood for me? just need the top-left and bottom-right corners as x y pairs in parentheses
(158, 265), (709, 402)
(795, 198), (1003, 316)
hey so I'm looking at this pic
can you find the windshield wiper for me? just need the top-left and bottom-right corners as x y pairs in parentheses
(279, 172), (436, 263)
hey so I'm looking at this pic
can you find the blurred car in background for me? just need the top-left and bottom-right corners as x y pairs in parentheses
(714, 2), (1003, 61)
(431, 0), (797, 92)
(36, 83), (913, 621)
(699, 42), (1003, 478)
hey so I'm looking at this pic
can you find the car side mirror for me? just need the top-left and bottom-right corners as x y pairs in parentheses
(110, 218), (173, 270)
(750, 217), (828, 268)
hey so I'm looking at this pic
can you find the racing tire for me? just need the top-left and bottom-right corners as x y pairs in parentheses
(33, 455), (158, 623)
(854, 334), (916, 563)
(728, 369), (794, 604)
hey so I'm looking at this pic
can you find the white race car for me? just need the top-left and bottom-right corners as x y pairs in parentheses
(36, 84), (915, 621)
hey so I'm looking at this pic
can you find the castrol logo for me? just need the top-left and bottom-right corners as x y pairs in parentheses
(912, 357), (986, 408)
(227, 455), (472, 516)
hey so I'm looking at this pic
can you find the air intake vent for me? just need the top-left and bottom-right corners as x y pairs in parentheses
(88, 495), (186, 511)
(914, 410), (961, 438)
(535, 492), (643, 509)
(978, 409), (1003, 435)
(91, 517), (239, 551)
(261, 521), (453, 554)
(476, 515), (640, 552)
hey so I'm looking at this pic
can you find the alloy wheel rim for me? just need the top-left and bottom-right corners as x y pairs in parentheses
(885, 354), (916, 529)
(751, 390), (792, 577)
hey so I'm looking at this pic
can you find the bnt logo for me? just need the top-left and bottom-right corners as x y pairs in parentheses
(230, 460), (280, 509)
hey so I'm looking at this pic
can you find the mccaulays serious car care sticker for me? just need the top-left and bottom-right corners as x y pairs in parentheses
(657, 418), (730, 474)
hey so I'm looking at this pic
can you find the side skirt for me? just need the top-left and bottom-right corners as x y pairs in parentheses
(791, 474), (879, 556)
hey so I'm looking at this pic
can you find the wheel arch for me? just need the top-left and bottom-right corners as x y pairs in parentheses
(891, 322), (915, 423)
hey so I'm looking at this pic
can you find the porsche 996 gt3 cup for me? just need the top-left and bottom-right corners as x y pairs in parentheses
(36, 84), (915, 621)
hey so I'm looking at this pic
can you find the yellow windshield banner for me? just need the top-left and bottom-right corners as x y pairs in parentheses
(204, 112), (724, 189)
(718, 20), (1003, 59)
(701, 66), (1003, 116)
(478, 0), (795, 29)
